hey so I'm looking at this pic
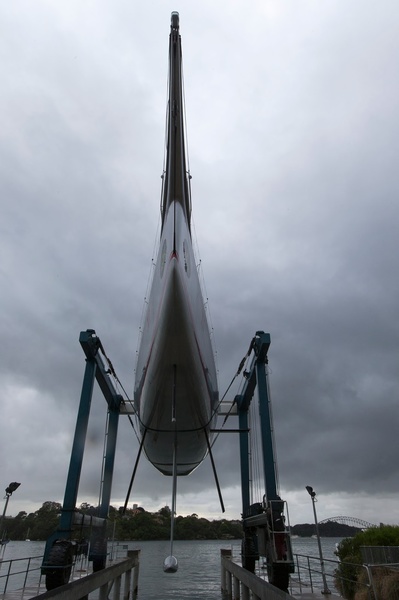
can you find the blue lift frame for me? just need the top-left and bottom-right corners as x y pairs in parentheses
(235, 331), (278, 514)
(235, 331), (294, 590)
(42, 329), (122, 574)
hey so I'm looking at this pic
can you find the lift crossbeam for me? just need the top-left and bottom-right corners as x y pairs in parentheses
(79, 329), (123, 411)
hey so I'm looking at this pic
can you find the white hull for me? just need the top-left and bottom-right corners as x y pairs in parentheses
(134, 201), (218, 475)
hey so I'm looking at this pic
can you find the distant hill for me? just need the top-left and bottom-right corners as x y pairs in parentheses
(291, 521), (361, 537)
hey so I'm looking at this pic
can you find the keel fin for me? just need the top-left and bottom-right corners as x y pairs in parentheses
(163, 424), (178, 572)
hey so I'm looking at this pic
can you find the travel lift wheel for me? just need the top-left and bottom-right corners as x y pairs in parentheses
(90, 537), (107, 572)
(241, 533), (257, 573)
(45, 541), (73, 590)
(268, 563), (290, 593)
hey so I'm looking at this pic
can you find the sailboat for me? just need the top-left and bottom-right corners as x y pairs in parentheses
(133, 13), (219, 572)
(134, 12), (219, 478)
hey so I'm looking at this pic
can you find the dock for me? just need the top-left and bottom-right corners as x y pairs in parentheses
(1, 547), (354, 600)
(221, 550), (343, 600)
(0, 551), (139, 600)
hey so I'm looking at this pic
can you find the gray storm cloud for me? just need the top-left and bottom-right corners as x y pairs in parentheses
(1, 0), (398, 525)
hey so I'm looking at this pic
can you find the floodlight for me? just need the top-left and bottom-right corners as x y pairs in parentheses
(305, 485), (316, 498)
(5, 482), (21, 496)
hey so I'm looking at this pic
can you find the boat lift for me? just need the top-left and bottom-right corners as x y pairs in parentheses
(235, 331), (295, 592)
(41, 329), (294, 592)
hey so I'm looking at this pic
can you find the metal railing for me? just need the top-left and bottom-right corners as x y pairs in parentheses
(220, 549), (378, 599)
(33, 551), (140, 600)
(291, 552), (372, 598)
(363, 563), (399, 600)
(108, 542), (130, 563)
(0, 553), (44, 595)
(0, 549), (139, 599)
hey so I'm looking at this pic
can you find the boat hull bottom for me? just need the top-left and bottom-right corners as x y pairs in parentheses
(142, 429), (209, 476)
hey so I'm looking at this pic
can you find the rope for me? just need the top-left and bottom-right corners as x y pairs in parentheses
(212, 336), (255, 426)
(97, 343), (141, 443)
(209, 338), (256, 450)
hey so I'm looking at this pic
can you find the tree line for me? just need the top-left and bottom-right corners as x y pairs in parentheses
(2, 501), (244, 542)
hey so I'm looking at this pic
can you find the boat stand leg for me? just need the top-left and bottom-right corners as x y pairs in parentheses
(205, 431), (225, 513)
(122, 429), (147, 514)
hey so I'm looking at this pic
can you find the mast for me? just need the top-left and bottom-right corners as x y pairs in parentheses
(161, 11), (191, 231)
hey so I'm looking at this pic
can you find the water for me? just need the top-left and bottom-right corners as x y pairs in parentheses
(129, 539), (241, 599)
(0, 537), (342, 598)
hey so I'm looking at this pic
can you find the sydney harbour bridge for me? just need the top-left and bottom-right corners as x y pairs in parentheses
(319, 516), (376, 529)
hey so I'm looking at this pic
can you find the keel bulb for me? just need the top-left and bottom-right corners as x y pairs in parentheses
(163, 555), (178, 573)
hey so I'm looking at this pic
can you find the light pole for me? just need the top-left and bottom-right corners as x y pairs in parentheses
(1, 482), (21, 545)
(306, 485), (331, 595)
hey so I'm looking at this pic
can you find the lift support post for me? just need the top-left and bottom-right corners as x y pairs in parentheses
(235, 331), (294, 591)
(42, 330), (123, 588)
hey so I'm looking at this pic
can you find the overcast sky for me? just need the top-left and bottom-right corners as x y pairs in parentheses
(1, 0), (399, 528)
